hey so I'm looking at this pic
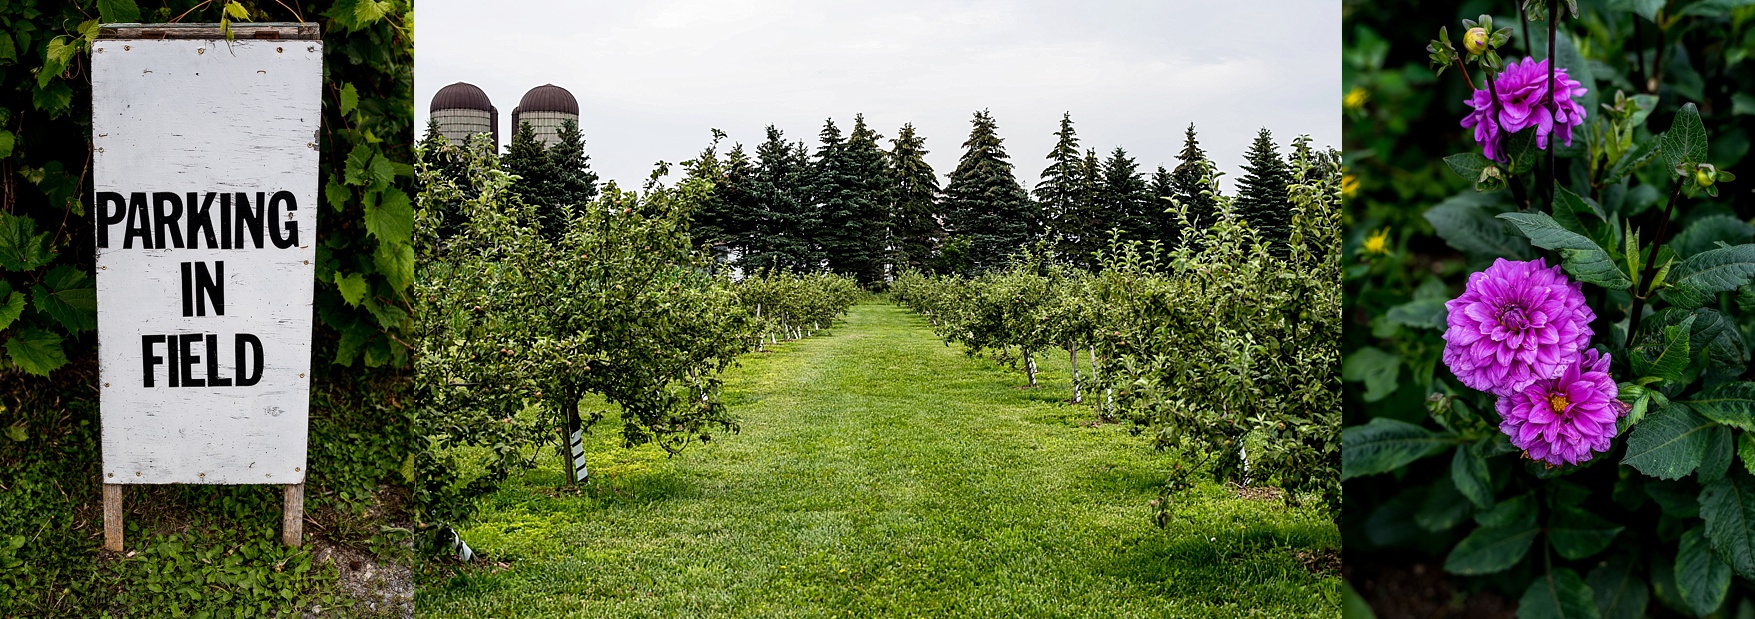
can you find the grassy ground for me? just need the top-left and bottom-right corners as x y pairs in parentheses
(416, 301), (1338, 618)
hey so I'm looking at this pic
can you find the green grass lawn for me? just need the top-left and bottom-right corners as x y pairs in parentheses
(415, 301), (1339, 618)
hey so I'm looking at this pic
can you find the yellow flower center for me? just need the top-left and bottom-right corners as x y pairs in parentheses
(1344, 87), (1369, 111)
(1362, 228), (1390, 255)
(1548, 393), (1570, 414)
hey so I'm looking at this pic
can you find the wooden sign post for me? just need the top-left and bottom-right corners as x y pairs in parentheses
(92, 23), (323, 551)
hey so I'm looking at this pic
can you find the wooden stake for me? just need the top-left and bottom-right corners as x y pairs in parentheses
(281, 483), (304, 547)
(103, 484), (123, 552)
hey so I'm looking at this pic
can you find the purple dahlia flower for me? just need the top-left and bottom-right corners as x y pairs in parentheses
(1496, 349), (1622, 466)
(1460, 57), (1589, 162)
(1442, 258), (1594, 396)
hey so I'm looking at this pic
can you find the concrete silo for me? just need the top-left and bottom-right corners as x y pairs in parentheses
(429, 82), (498, 150)
(510, 84), (579, 147)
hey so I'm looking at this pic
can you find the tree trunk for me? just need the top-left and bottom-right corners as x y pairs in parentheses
(1024, 349), (1038, 387)
(1070, 344), (1082, 404)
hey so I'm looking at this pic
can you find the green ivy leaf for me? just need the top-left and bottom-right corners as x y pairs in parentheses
(30, 264), (95, 333)
(1341, 418), (1454, 480)
(1698, 469), (1755, 579)
(1676, 527), (1732, 616)
(0, 283), (24, 331)
(5, 328), (67, 376)
(1622, 402), (1713, 480)
(1499, 212), (1634, 289)
(340, 82), (359, 115)
(1586, 555), (1649, 619)
(325, 176), (351, 213)
(373, 240), (413, 291)
(1517, 568), (1599, 619)
(97, 0), (141, 22)
(343, 145), (375, 186)
(0, 212), (56, 271)
(364, 188), (413, 245)
(334, 272), (369, 307)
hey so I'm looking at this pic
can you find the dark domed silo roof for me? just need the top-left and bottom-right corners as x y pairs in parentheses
(430, 82), (492, 113)
(517, 84), (579, 115)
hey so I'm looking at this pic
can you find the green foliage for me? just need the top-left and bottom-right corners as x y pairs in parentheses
(1345, 0), (1755, 614)
(942, 109), (1037, 274)
(1235, 127), (1294, 257)
(895, 141), (1341, 517)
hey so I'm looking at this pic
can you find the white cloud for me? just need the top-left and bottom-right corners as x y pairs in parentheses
(416, 0), (1338, 190)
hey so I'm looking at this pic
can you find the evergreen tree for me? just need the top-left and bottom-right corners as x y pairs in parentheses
(1147, 165), (1176, 246)
(682, 129), (731, 259)
(546, 118), (600, 230)
(501, 121), (566, 241)
(417, 119), (477, 244)
(810, 115), (889, 284)
(746, 126), (817, 273)
(1077, 148), (1110, 262)
(1171, 123), (1219, 249)
(1235, 127), (1293, 256)
(1099, 147), (1153, 245)
(1035, 113), (1090, 266)
(887, 123), (941, 273)
(941, 109), (1034, 274)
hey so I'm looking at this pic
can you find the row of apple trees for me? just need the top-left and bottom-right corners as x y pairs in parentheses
(891, 151), (1342, 518)
(412, 135), (858, 536)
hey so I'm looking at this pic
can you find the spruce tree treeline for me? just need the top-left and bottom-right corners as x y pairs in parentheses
(420, 110), (1325, 281)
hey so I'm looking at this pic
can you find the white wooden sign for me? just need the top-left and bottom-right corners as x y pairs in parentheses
(93, 30), (322, 486)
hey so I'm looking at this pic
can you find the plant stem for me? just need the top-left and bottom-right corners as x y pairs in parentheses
(1520, 1), (1531, 53)
(1627, 181), (1686, 336)
(1546, 0), (1559, 212)
(1454, 55), (1479, 91)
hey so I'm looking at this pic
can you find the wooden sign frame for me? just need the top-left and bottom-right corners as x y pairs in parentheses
(92, 22), (323, 551)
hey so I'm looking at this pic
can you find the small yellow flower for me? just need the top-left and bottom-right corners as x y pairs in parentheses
(1344, 87), (1370, 111)
(1342, 174), (1359, 200)
(1362, 228), (1390, 255)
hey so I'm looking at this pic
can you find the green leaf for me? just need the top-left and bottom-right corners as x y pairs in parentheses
(31, 265), (95, 333)
(1676, 527), (1731, 616)
(1417, 474), (1474, 532)
(325, 176), (351, 213)
(1587, 555), (1649, 619)
(1741, 432), (1755, 476)
(1699, 469), (1755, 579)
(1504, 128), (1543, 175)
(343, 145), (375, 186)
(0, 33), (15, 64)
(1550, 184), (1609, 245)
(373, 240), (413, 291)
(1689, 384), (1755, 432)
(1453, 443), (1495, 509)
(1622, 402), (1713, 480)
(1700, 425), (1735, 484)
(1499, 212), (1633, 289)
(1670, 215), (1755, 259)
(364, 188), (413, 245)
(340, 82), (359, 115)
(334, 272), (369, 307)
(224, 1), (249, 20)
(1629, 314), (1694, 386)
(1660, 103), (1709, 173)
(0, 212), (56, 271)
(1445, 505), (1539, 575)
(1385, 298), (1447, 329)
(1445, 152), (1495, 182)
(1550, 505), (1623, 560)
(0, 284), (24, 332)
(1341, 418), (1454, 480)
(1518, 568), (1599, 619)
(0, 130), (14, 158)
(97, 0), (141, 22)
(1607, 0), (1665, 20)
(1424, 192), (1533, 259)
(1660, 243), (1755, 309)
(1341, 346), (1400, 402)
(3, 422), (25, 442)
(5, 328), (67, 376)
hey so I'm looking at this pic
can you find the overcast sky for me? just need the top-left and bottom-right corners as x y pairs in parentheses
(416, 0), (1338, 193)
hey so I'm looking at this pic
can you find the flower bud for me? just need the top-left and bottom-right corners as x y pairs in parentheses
(1463, 27), (1489, 55)
(1697, 164), (1718, 188)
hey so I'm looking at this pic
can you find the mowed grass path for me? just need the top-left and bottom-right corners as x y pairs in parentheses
(417, 302), (1339, 618)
